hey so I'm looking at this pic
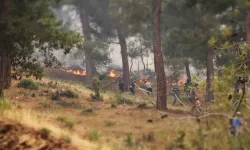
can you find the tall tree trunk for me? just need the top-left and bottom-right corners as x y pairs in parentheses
(140, 55), (146, 70)
(79, 6), (97, 84)
(206, 48), (214, 102)
(137, 60), (139, 73)
(130, 59), (133, 74)
(246, 10), (250, 59)
(4, 58), (11, 89)
(0, 53), (5, 98)
(153, 0), (167, 110)
(185, 60), (191, 82)
(147, 56), (149, 70)
(90, 60), (98, 75)
(116, 25), (130, 91)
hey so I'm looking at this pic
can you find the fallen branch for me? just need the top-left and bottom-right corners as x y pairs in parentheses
(232, 83), (246, 117)
(173, 93), (188, 108)
(167, 112), (231, 120)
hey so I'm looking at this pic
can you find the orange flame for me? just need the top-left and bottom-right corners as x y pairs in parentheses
(60, 68), (86, 76)
(171, 77), (187, 86)
(108, 70), (119, 78)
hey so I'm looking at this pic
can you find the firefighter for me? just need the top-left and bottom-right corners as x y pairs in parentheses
(172, 84), (180, 106)
(118, 79), (124, 93)
(129, 80), (137, 95)
(144, 80), (153, 96)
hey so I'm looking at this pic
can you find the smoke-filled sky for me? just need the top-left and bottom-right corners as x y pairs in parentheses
(52, 5), (156, 71)
(51, 5), (201, 77)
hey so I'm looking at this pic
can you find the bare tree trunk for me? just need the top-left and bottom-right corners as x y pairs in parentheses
(0, 53), (5, 98)
(130, 59), (133, 74)
(79, 6), (97, 84)
(90, 60), (98, 76)
(153, 0), (167, 110)
(116, 25), (130, 91)
(147, 56), (149, 70)
(4, 58), (11, 89)
(185, 60), (191, 82)
(246, 10), (250, 59)
(140, 55), (146, 70)
(206, 48), (214, 102)
(137, 60), (139, 73)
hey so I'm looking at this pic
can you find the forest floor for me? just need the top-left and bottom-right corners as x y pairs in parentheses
(1, 73), (250, 150)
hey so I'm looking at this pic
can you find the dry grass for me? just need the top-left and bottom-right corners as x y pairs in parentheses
(1, 77), (249, 150)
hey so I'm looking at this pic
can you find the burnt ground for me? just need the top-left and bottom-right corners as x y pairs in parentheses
(0, 120), (77, 150)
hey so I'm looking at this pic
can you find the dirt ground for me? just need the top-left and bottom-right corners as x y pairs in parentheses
(0, 119), (77, 150)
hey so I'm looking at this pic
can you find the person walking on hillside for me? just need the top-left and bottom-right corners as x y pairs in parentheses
(172, 84), (180, 106)
(129, 80), (137, 95)
(144, 80), (153, 96)
(184, 79), (191, 97)
(118, 79), (124, 93)
(231, 112), (245, 136)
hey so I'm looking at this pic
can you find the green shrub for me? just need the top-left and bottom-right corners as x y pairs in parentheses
(65, 120), (74, 129)
(114, 93), (133, 105)
(48, 81), (58, 88)
(90, 77), (103, 101)
(166, 131), (186, 150)
(105, 121), (115, 127)
(88, 130), (102, 141)
(56, 116), (68, 122)
(51, 90), (61, 101)
(0, 99), (11, 115)
(60, 90), (78, 98)
(62, 135), (72, 143)
(17, 79), (38, 90)
(142, 132), (155, 142)
(40, 127), (51, 139)
(80, 108), (94, 115)
(51, 90), (78, 100)
(125, 133), (134, 148)
(56, 116), (75, 129)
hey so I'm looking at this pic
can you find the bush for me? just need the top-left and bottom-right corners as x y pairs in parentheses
(51, 90), (61, 101)
(40, 127), (51, 139)
(62, 135), (72, 143)
(51, 90), (78, 101)
(166, 131), (186, 150)
(90, 77), (103, 101)
(105, 121), (115, 127)
(48, 81), (58, 88)
(80, 108), (94, 115)
(125, 133), (134, 148)
(88, 130), (102, 141)
(65, 120), (74, 129)
(142, 132), (155, 142)
(60, 90), (78, 98)
(56, 116), (75, 129)
(17, 79), (38, 90)
(0, 99), (11, 115)
(114, 93), (133, 105)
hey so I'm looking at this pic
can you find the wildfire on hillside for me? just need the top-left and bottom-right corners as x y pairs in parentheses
(59, 68), (86, 76)
(108, 70), (120, 78)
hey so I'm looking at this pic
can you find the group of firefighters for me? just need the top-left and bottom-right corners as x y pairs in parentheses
(118, 78), (199, 106)
(118, 78), (153, 96)
(118, 78), (247, 136)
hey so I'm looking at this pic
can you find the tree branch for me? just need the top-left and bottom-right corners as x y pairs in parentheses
(107, 41), (120, 44)
(232, 82), (245, 117)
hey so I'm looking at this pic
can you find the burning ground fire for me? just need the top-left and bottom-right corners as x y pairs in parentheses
(59, 68), (86, 76)
(58, 68), (120, 78)
(108, 70), (120, 78)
